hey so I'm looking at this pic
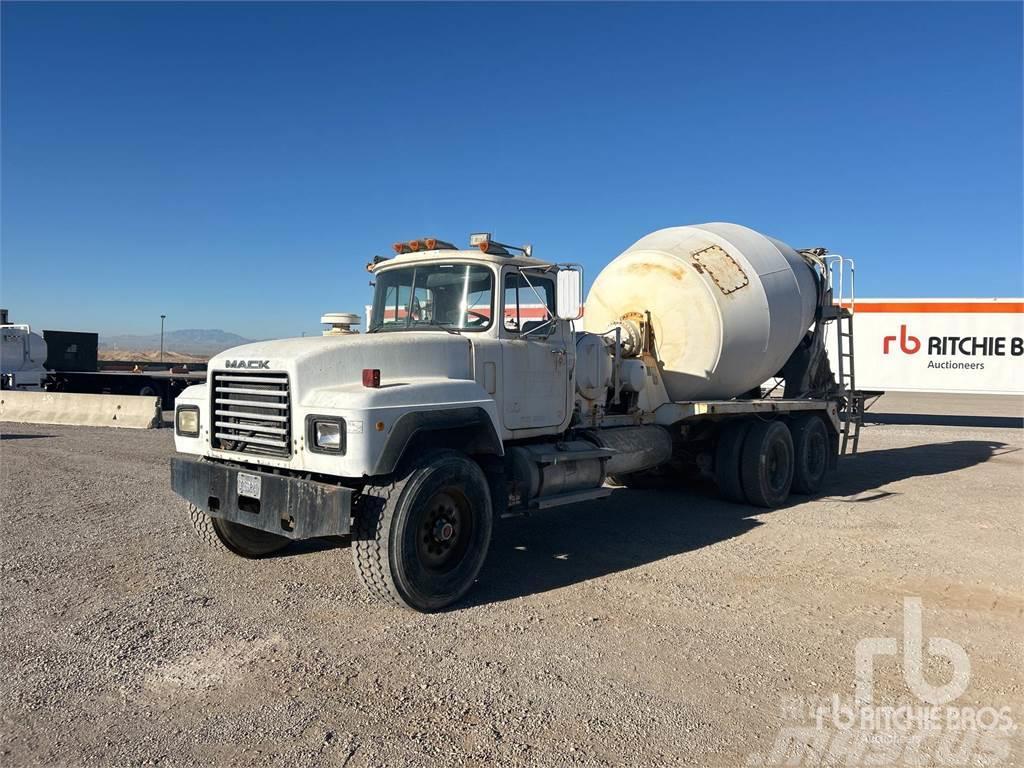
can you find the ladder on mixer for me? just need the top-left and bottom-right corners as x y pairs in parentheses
(825, 255), (863, 454)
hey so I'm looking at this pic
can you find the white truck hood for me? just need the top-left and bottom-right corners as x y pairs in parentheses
(207, 331), (474, 396)
(176, 331), (492, 475)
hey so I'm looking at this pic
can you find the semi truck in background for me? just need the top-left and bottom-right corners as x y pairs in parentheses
(0, 309), (204, 407)
(169, 223), (866, 611)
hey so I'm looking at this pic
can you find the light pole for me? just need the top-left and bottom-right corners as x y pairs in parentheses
(160, 314), (166, 365)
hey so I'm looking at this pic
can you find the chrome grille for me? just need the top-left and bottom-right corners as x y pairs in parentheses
(211, 371), (291, 457)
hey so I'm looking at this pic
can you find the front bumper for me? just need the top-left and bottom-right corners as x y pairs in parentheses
(170, 457), (353, 539)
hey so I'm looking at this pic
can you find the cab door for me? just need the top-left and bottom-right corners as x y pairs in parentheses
(500, 270), (569, 431)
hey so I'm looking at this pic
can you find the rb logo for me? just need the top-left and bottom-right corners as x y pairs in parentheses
(883, 324), (921, 355)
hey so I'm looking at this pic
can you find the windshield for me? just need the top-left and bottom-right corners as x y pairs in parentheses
(369, 263), (495, 332)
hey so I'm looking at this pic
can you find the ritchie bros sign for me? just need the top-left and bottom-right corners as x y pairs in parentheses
(841, 300), (1023, 395)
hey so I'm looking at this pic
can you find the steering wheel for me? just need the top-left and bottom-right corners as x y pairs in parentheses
(464, 310), (490, 326)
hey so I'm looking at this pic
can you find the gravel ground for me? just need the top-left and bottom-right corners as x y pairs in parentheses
(1, 402), (1022, 767)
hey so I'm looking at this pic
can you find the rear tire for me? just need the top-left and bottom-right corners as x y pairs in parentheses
(715, 420), (751, 503)
(352, 450), (493, 612)
(790, 414), (830, 494)
(740, 420), (794, 508)
(187, 503), (290, 557)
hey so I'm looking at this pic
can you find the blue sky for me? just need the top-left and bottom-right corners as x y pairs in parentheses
(2, 1), (1021, 339)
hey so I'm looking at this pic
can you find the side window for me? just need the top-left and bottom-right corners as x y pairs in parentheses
(503, 275), (520, 332)
(503, 272), (556, 334)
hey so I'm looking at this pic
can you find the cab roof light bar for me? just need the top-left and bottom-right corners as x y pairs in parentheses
(392, 237), (457, 255)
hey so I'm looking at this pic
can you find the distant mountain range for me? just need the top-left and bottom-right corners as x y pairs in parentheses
(100, 329), (255, 355)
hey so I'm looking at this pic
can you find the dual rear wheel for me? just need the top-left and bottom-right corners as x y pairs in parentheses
(715, 414), (830, 508)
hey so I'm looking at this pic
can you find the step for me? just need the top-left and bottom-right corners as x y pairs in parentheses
(529, 487), (613, 510)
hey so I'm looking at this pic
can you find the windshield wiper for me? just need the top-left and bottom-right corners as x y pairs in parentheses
(366, 323), (461, 335)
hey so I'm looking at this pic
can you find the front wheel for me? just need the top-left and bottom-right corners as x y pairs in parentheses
(187, 503), (291, 557)
(352, 450), (494, 612)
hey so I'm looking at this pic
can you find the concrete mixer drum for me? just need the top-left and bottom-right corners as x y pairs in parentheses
(584, 223), (829, 402)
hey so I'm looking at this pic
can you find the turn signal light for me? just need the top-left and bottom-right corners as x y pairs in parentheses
(362, 368), (381, 388)
(393, 237), (454, 253)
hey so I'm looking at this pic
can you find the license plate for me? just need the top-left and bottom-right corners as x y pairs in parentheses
(237, 472), (262, 500)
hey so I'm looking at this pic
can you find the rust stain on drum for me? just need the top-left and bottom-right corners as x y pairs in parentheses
(624, 260), (687, 282)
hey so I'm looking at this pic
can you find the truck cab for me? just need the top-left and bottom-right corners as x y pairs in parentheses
(367, 239), (580, 438)
(171, 235), (608, 611)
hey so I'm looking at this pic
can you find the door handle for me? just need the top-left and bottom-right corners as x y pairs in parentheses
(551, 348), (566, 356)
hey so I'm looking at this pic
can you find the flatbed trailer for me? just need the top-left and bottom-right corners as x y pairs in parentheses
(48, 369), (205, 409)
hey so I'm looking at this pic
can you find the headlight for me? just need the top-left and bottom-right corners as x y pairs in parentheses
(308, 417), (345, 454)
(175, 406), (200, 437)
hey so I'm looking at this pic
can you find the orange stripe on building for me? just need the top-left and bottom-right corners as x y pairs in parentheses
(841, 301), (1024, 314)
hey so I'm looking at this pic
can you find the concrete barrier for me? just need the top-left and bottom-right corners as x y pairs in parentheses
(0, 391), (162, 429)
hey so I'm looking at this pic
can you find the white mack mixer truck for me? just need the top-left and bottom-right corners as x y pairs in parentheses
(170, 223), (864, 611)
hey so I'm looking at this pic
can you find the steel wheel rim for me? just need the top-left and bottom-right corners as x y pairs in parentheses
(806, 429), (827, 478)
(416, 489), (473, 574)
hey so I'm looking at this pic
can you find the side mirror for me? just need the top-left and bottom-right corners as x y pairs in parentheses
(556, 266), (584, 320)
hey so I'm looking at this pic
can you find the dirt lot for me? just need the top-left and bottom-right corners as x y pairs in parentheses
(2, 395), (1022, 767)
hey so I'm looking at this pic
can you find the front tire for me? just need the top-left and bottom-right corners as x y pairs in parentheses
(352, 450), (494, 612)
(187, 503), (291, 557)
